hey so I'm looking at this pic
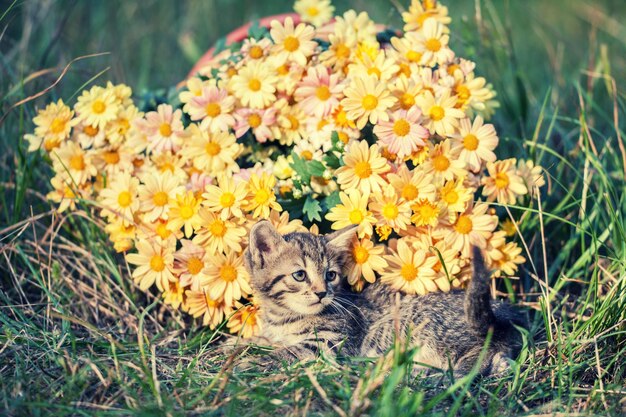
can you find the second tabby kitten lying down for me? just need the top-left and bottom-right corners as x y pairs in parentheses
(240, 220), (528, 376)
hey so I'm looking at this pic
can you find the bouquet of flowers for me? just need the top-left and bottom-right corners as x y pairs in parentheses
(25, 0), (544, 337)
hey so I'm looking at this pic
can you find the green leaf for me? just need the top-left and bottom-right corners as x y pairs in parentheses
(323, 151), (341, 170)
(308, 160), (326, 177)
(323, 191), (341, 212)
(290, 151), (311, 184)
(303, 195), (322, 222)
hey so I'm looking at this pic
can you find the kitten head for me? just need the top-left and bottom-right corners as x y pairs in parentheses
(245, 221), (356, 316)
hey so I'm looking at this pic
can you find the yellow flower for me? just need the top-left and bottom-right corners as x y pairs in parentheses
(52, 141), (97, 186)
(481, 159), (528, 205)
(402, 0), (451, 32)
(326, 189), (376, 238)
(181, 124), (241, 175)
(245, 173), (282, 219)
(416, 90), (465, 136)
(491, 241), (525, 278)
(138, 171), (185, 223)
(203, 251), (252, 305)
(334, 10), (377, 44)
(341, 75), (396, 129)
(202, 175), (248, 220)
(99, 172), (140, 226)
(31, 99), (76, 150)
(193, 210), (246, 254)
(516, 159), (545, 197)
(348, 50), (399, 82)
(47, 175), (83, 213)
(185, 289), (229, 329)
(412, 19), (454, 66)
(126, 236), (176, 291)
(422, 139), (467, 183)
(319, 31), (356, 70)
(387, 165), (436, 203)
(451, 116), (498, 173)
(163, 279), (185, 310)
(105, 218), (136, 253)
(434, 202), (498, 257)
(369, 185), (412, 232)
(380, 238), (437, 295)
(167, 191), (203, 238)
(270, 16), (317, 66)
(173, 239), (210, 289)
(228, 61), (278, 109)
(438, 179), (472, 213)
(93, 145), (134, 178)
(348, 237), (388, 284)
(336, 140), (389, 194)
(294, 0), (334, 27)
(74, 85), (120, 129)
(227, 301), (261, 338)
(410, 198), (441, 227)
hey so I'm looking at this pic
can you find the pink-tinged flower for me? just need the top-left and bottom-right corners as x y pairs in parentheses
(294, 65), (344, 117)
(234, 107), (278, 143)
(373, 107), (429, 158)
(187, 172), (213, 195)
(187, 85), (236, 133)
(135, 104), (186, 153)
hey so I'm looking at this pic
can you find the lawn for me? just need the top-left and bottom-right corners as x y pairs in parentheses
(1, 0), (625, 416)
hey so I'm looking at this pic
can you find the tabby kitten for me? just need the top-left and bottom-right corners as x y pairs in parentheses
(242, 221), (527, 376)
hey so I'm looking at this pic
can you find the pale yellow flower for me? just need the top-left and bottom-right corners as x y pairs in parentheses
(341, 75), (396, 129)
(348, 237), (388, 284)
(387, 165), (436, 203)
(227, 301), (261, 338)
(167, 191), (203, 238)
(336, 140), (389, 194)
(294, 0), (334, 27)
(434, 202), (498, 257)
(99, 172), (140, 225)
(270, 17), (317, 66)
(181, 124), (241, 175)
(438, 179), (473, 213)
(380, 238), (437, 295)
(193, 209), (246, 254)
(451, 116), (498, 172)
(126, 236), (176, 291)
(52, 141), (97, 185)
(228, 61), (279, 109)
(482, 159), (528, 205)
(31, 99), (76, 150)
(326, 189), (376, 238)
(245, 173), (282, 219)
(421, 139), (466, 183)
(416, 90), (465, 136)
(369, 185), (412, 232)
(203, 250), (252, 305)
(185, 289), (230, 329)
(138, 171), (185, 222)
(74, 85), (120, 129)
(402, 0), (451, 32)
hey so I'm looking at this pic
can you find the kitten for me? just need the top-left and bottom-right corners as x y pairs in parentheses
(242, 221), (528, 376)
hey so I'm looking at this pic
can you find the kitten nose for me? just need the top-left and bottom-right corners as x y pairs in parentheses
(315, 291), (327, 300)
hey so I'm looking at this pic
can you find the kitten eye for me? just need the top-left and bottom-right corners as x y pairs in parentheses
(292, 270), (307, 282)
(325, 270), (337, 282)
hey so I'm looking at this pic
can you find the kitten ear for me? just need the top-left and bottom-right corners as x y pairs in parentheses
(325, 224), (357, 254)
(248, 220), (285, 267)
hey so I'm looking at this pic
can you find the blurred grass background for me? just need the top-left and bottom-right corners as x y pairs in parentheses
(2, 0), (626, 415)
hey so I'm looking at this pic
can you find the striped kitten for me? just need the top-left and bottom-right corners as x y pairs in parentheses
(242, 221), (527, 376)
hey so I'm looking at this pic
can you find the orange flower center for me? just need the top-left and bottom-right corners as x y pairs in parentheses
(455, 85), (471, 104)
(187, 257), (204, 275)
(353, 245), (370, 264)
(335, 43), (351, 59)
(254, 189), (270, 204)
(337, 131), (349, 144)
(153, 191), (169, 207)
(69, 155), (85, 170)
(209, 219), (227, 237)
(454, 215), (473, 234)
(406, 50), (422, 62)
(400, 263), (418, 281)
(307, 6), (319, 16)
(399, 93), (416, 110)
(159, 123), (172, 137)
(205, 142), (221, 156)
(300, 150), (313, 160)
(361, 94), (378, 110)
(117, 191), (132, 208)
(441, 188), (459, 204)
(367, 67), (382, 78)
(447, 64), (461, 75)
(220, 265), (237, 282)
(316, 85), (331, 101)
(50, 118), (66, 134)
(349, 209), (364, 224)
(248, 114), (262, 128)
(103, 151), (120, 164)
(353, 161), (372, 179)
(284, 36), (300, 52)
(425, 38), (442, 52)
(219, 192), (235, 207)
(495, 172), (510, 189)
(287, 115), (300, 130)
(249, 45), (264, 59)
(392, 119), (411, 137)
(429, 105), (445, 121)
(248, 78), (261, 92)
(432, 154), (450, 172)
(402, 184), (419, 200)
(155, 222), (172, 239)
(84, 125), (99, 137)
(180, 205), (194, 220)
(463, 134), (479, 151)
(150, 255), (165, 272)
(382, 203), (399, 220)
(206, 103), (221, 117)
(412, 200), (439, 225)
(91, 100), (106, 114)
(277, 64), (290, 75)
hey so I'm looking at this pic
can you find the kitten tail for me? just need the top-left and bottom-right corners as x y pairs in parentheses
(464, 246), (496, 335)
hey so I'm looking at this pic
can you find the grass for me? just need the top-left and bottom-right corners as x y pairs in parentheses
(1, 0), (626, 415)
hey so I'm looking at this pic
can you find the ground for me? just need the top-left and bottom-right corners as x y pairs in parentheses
(1, 0), (625, 416)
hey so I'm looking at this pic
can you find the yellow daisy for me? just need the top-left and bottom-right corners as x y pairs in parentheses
(104, 217), (136, 253)
(413, 19), (454, 66)
(348, 50), (400, 83)
(162, 279), (185, 310)
(228, 61), (278, 109)
(52, 141), (97, 185)
(516, 159), (546, 197)
(434, 202), (498, 257)
(202, 175), (248, 220)
(326, 189), (376, 238)
(125, 236), (176, 291)
(167, 190), (203, 238)
(410, 198), (441, 227)
(270, 16), (317, 66)
(203, 250), (252, 305)
(387, 164), (436, 203)
(481, 159), (528, 205)
(348, 237), (388, 284)
(318, 31), (357, 70)
(438, 179), (472, 213)
(244, 173), (282, 219)
(99, 172), (140, 225)
(138, 171), (185, 222)
(421, 139), (467, 183)
(380, 238), (437, 295)
(185, 289), (229, 329)
(74, 85), (120, 129)
(341, 75), (396, 129)
(193, 209), (246, 254)
(369, 185), (412, 232)
(227, 301), (261, 338)
(416, 90), (465, 136)
(334, 10), (377, 44)
(294, 0), (334, 27)
(32, 99), (76, 149)
(451, 116), (498, 173)
(173, 239), (210, 289)
(47, 175), (83, 213)
(335, 140), (389, 194)
(181, 124), (241, 174)
(402, 0), (451, 32)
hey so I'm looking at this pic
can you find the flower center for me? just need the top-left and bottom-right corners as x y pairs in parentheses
(307, 6), (319, 16)
(187, 257), (204, 275)
(367, 67), (382, 78)
(338, 131), (349, 143)
(454, 215), (473, 234)
(206, 103), (221, 117)
(399, 93), (416, 110)
(248, 114), (262, 128)
(150, 255), (165, 272)
(210, 219), (227, 236)
(284, 36), (300, 52)
(84, 125), (99, 137)
(455, 85), (471, 103)
(495, 172), (510, 189)
(92, 100), (106, 114)
(117, 191), (132, 208)
(316, 85), (331, 101)
(335, 43), (350, 59)
(288, 115), (300, 129)
(249, 45), (264, 59)
(353, 161), (372, 179)
(361, 94), (378, 111)
(392, 119), (411, 137)
(277, 64), (290, 75)
(382, 203), (399, 220)
(159, 123), (172, 137)
(432, 154), (450, 172)
(400, 263), (418, 281)
(300, 150), (313, 160)
(429, 105), (445, 121)
(402, 184), (419, 200)
(69, 155), (85, 170)
(180, 205), (194, 219)
(155, 222), (172, 239)
(349, 209), (364, 224)
(254, 189), (270, 204)
(153, 191), (169, 207)
(425, 38), (442, 52)
(441, 188), (459, 204)
(103, 151), (120, 164)
(248, 78), (261, 91)
(353, 245), (370, 264)
(220, 192), (235, 207)
(50, 118), (66, 134)
(463, 134), (479, 151)
(411, 199), (439, 226)
(220, 265), (237, 282)
(205, 142), (221, 156)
